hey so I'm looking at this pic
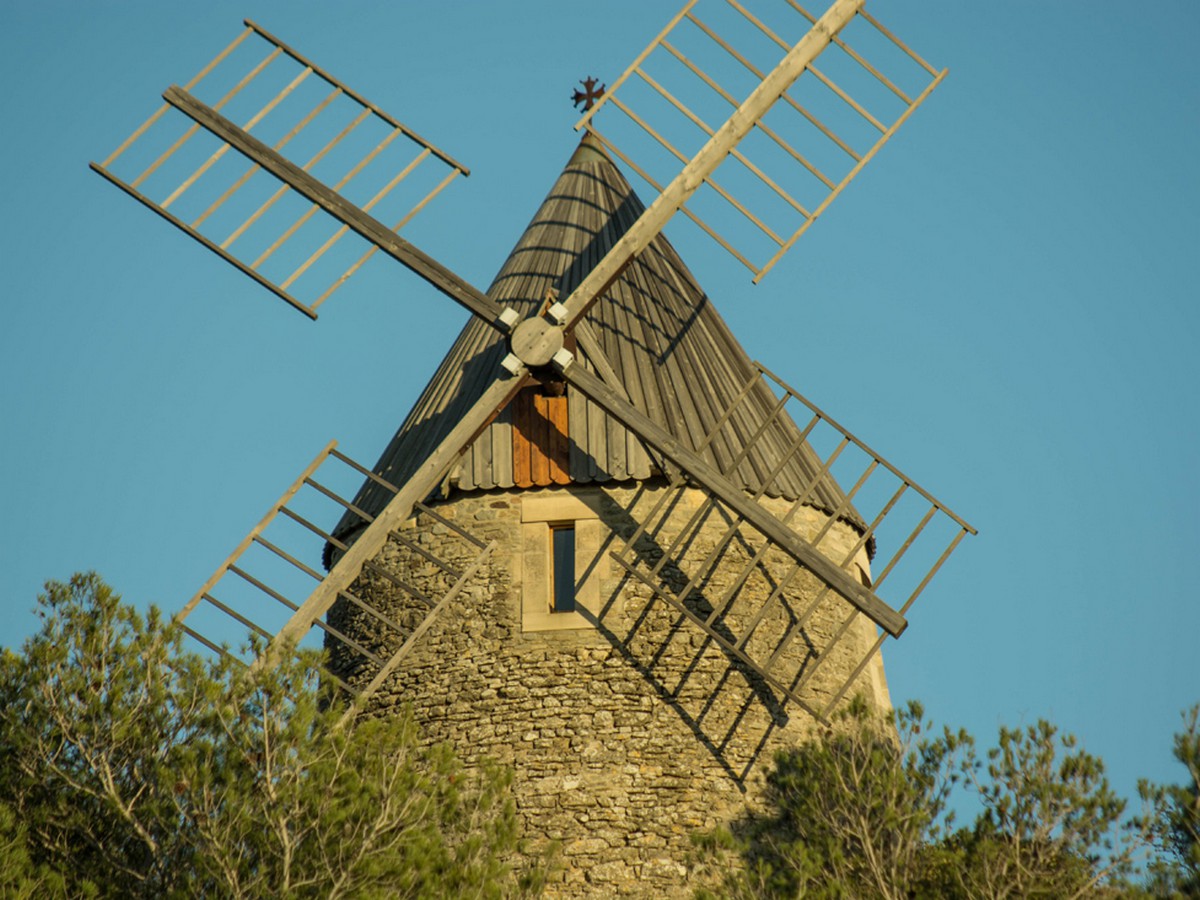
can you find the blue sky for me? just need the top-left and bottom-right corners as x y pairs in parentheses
(2, 0), (1197, 818)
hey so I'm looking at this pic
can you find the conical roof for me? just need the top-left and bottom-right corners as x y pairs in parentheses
(335, 135), (855, 542)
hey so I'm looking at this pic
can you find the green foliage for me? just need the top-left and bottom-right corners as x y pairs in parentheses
(0, 573), (529, 899)
(694, 698), (972, 900)
(695, 698), (1153, 900)
(946, 720), (1135, 899)
(1140, 705), (1200, 897)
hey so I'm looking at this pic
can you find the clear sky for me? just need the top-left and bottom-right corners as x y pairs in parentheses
(2, 0), (1197, 820)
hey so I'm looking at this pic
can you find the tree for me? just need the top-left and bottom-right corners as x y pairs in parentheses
(947, 720), (1139, 900)
(693, 698), (972, 899)
(694, 699), (1149, 899)
(1140, 705), (1200, 897)
(0, 573), (532, 898)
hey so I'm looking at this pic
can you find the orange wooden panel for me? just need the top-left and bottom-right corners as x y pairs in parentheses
(547, 393), (570, 485)
(530, 392), (552, 486)
(511, 387), (533, 488)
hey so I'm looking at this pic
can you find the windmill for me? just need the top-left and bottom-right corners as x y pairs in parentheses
(92, 1), (974, 893)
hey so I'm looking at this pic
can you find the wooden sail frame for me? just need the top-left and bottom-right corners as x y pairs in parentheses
(574, 0), (946, 282)
(91, 20), (470, 319)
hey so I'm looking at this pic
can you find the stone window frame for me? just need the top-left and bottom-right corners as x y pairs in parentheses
(520, 491), (605, 632)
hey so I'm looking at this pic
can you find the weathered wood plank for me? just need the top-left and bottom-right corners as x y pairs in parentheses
(512, 387), (534, 488)
(530, 392), (551, 486)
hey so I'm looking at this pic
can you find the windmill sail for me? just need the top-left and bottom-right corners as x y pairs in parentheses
(173, 440), (497, 712)
(575, 0), (946, 281)
(91, 21), (471, 319)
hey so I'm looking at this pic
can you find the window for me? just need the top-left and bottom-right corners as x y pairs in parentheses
(519, 492), (608, 632)
(550, 524), (576, 612)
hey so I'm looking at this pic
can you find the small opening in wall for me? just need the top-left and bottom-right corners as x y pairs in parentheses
(550, 524), (576, 613)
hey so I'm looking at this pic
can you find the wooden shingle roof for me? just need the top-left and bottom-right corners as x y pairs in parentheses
(336, 135), (855, 535)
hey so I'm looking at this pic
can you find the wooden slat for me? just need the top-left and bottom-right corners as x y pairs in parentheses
(243, 19), (470, 174)
(90, 163), (318, 320)
(190, 85), (344, 230)
(684, 10), (860, 162)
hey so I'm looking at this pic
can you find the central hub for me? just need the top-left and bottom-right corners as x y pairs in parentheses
(509, 316), (565, 368)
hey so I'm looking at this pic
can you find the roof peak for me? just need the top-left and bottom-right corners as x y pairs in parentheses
(566, 131), (611, 167)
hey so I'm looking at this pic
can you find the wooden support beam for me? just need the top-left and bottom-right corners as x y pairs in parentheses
(162, 86), (505, 329)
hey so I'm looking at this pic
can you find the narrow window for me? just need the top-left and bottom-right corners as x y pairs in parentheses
(550, 524), (576, 612)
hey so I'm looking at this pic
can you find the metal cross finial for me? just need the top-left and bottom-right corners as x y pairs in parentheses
(572, 76), (605, 111)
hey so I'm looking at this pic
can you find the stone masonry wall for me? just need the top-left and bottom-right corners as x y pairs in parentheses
(326, 482), (889, 898)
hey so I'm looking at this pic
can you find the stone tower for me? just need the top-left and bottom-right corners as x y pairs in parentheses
(326, 135), (890, 898)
